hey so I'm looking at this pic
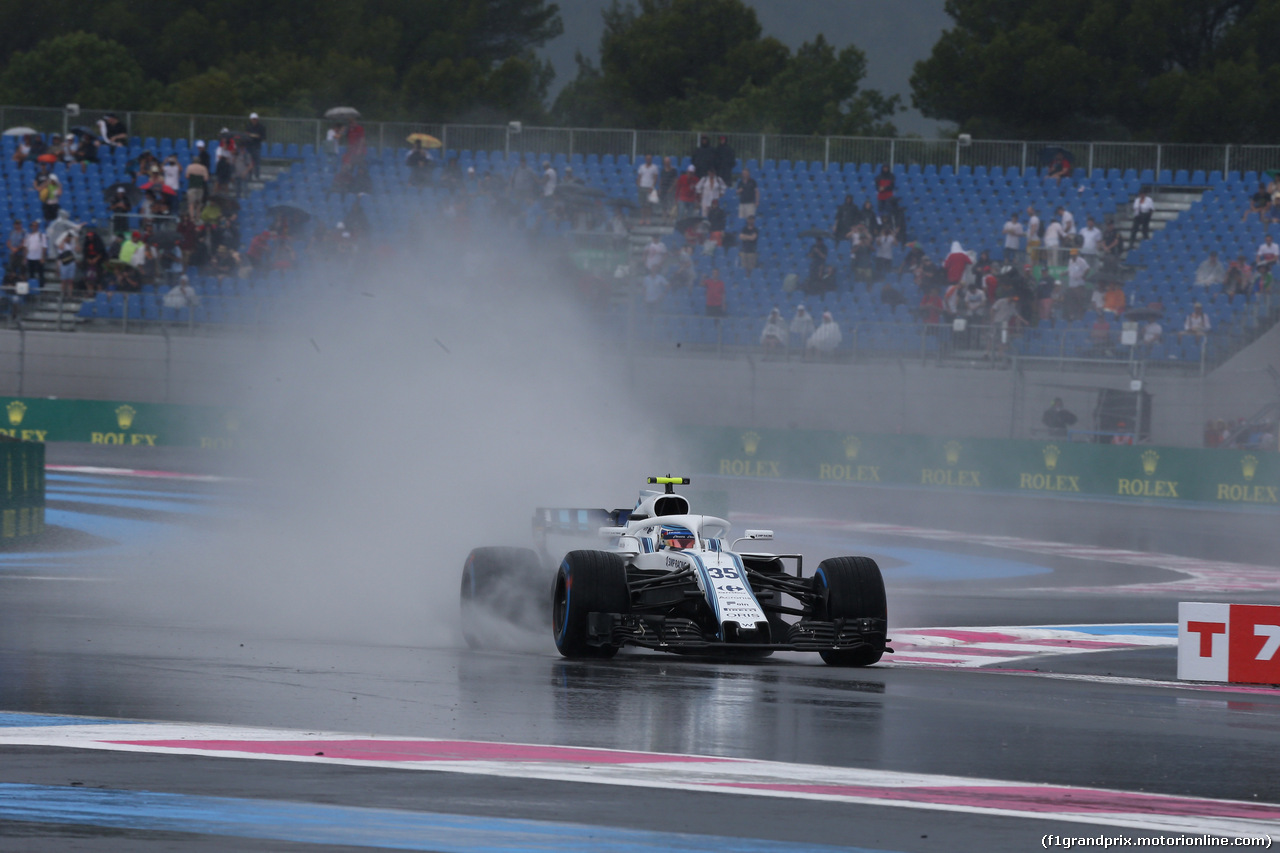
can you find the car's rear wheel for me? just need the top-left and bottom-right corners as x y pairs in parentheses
(552, 550), (629, 659)
(811, 556), (887, 666)
(460, 546), (544, 649)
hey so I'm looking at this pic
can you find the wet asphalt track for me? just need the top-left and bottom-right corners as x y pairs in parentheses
(0, 446), (1278, 852)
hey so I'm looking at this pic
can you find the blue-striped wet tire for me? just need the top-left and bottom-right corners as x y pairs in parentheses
(812, 556), (887, 666)
(552, 550), (629, 659)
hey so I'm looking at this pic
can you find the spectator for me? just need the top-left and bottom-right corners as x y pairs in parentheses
(738, 215), (759, 271)
(675, 165), (699, 219)
(643, 234), (667, 274)
(35, 174), (61, 222)
(1001, 212), (1024, 263)
(1047, 152), (1072, 182)
(898, 241), (925, 278)
(5, 221), (24, 274)
(1079, 216), (1102, 262)
(118, 230), (144, 266)
(1182, 302), (1211, 339)
(245, 112), (266, 179)
(1042, 397), (1077, 437)
(669, 245), (694, 288)
(1036, 272), (1056, 322)
(873, 226), (896, 281)
(691, 136), (714, 178)
(635, 153), (659, 214)
(695, 169), (726, 217)
(806, 237), (828, 285)
(943, 241), (971, 284)
(848, 222), (873, 284)
(760, 308), (787, 353)
(880, 278), (905, 308)
(214, 139), (234, 195)
(1243, 183), (1270, 223)
(1225, 255), (1252, 297)
(1025, 206), (1042, 258)
(712, 135), (735, 182)
(706, 198), (727, 236)
(1064, 249), (1091, 319)
(1100, 217), (1122, 268)
(81, 225), (106, 294)
(641, 268), (668, 312)
(1042, 214), (1065, 265)
(98, 114), (128, 146)
(1055, 206), (1076, 242)
(833, 194), (859, 239)
(1141, 318), (1163, 346)
(163, 275), (200, 310)
(809, 263), (837, 295)
(1256, 235), (1279, 275)
(54, 228), (77, 298)
(918, 285), (944, 324)
(562, 166), (583, 188)
(790, 304), (815, 346)
(735, 168), (759, 221)
(702, 268), (726, 317)
(658, 156), (679, 216)
(541, 161), (557, 198)
(405, 141), (431, 188)
(860, 200), (882, 233)
(807, 311), (843, 357)
(962, 282), (987, 318)
(509, 155), (538, 198)
(1194, 251), (1226, 287)
(874, 164), (895, 214)
(1130, 190), (1155, 248)
(1101, 280), (1126, 316)
(23, 221), (46, 283)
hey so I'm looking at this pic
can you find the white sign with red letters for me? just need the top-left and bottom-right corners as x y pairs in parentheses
(1178, 601), (1280, 684)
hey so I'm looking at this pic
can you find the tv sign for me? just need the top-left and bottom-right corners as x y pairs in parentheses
(1178, 602), (1280, 684)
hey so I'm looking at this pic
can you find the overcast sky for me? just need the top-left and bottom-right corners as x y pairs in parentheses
(538, 0), (954, 137)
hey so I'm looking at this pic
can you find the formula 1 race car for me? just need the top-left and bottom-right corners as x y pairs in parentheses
(459, 477), (889, 666)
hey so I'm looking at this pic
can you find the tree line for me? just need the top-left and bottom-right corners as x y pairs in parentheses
(0, 0), (1273, 142)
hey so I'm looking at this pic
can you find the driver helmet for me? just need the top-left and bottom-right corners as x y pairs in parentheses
(660, 526), (696, 551)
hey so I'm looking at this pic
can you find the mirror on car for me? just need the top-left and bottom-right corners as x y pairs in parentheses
(744, 529), (774, 540)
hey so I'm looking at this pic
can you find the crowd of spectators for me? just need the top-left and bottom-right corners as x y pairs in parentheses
(1204, 417), (1277, 450)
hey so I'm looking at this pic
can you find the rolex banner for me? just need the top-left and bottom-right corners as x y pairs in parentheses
(679, 426), (1279, 508)
(0, 398), (242, 449)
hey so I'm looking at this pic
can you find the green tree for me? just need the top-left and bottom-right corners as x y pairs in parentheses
(553, 0), (896, 134)
(912, 0), (1280, 142)
(0, 32), (161, 109)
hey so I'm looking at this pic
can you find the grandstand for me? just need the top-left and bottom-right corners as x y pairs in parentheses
(0, 125), (1274, 370)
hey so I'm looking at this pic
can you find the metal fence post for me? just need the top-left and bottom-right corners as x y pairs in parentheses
(954, 140), (961, 173)
(889, 139), (895, 169)
(631, 130), (637, 161)
(824, 136), (830, 169)
(1224, 144), (1231, 176)
(760, 134), (765, 165)
(1155, 144), (1162, 180)
(1088, 143), (1094, 176)
(1021, 142), (1027, 176)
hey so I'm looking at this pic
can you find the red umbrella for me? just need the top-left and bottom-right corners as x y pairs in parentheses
(141, 180), (177, 196)
(36, 153), (58, 164)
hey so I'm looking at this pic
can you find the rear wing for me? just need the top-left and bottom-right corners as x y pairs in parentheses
(532, 507), (632, 537)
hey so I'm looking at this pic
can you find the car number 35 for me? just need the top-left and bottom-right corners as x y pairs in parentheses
(705, 566), (739, 579)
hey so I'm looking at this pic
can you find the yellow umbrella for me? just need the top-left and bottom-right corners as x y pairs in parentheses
(407, 133), (443, 149)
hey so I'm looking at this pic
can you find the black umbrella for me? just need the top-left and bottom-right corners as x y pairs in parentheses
(798, 228), (832, 240)
(1038, 145), (1075, 165)
(68, 125), (98, 138)
(324, 106), (361, 120)
(604, 196), (641, 209)
(675, 216), (709, 232)
(267, 204), (312, 227)
(220, 130), (253, 143)
(148, 230), (181, 250)
(104, 182), (141, 206)
(1125, 307), (1164, 322)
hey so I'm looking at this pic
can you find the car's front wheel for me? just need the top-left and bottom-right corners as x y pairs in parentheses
(811, 556), (887, 666)
(552, 550), (630, 659)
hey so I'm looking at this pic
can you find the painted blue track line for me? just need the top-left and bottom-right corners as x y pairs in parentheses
(0, 713), (144, 728)
(0, 783), (892, 852)
(48, 485), (217, 502)
(1035, 623), (1177, 638)
(45, 492), (219, 515)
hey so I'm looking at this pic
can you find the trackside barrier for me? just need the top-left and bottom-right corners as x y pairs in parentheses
(0, 437), (44, 541)
(678, 425), (1279, 508)
(0, 397), (241, 449)
(1179, 602), (1280, 684)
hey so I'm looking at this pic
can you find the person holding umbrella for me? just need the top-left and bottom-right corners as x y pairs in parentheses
(245, 112), (266, 179)
(405, 139), (432, 187)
